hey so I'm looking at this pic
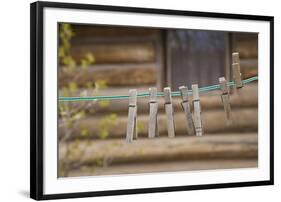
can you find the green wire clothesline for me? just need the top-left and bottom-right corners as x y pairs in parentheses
(59, 76), (258, 102)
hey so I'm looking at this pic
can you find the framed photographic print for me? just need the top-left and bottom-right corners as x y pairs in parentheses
(30, 1), (274, 200)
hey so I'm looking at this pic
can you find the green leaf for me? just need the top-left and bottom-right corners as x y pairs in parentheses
(94, 80), (107, 91)
(68, 82), (77, 92)
(97, 113), (117, 139)
(99, 130), (109, 139)
(98, 100), (110, 108)
(137, 122), (145, 133)
(85, 53), (95, 64)
(72, 111), (85, 120)
(81, 128), (89, 137)
(85, 81), (93, 89)
(80, 59), (89, 69)
(95, 159), (103, 167)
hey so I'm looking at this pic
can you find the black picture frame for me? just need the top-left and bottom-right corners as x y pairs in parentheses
(30, 1), (274, 200)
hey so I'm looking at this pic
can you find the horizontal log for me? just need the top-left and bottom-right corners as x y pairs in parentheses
(240, 59), (258, 79)
(59, 83), (257, 115)
(234, 33), (258, 40)
(235, 36), (258, 59)
(72, 25), (160, 38)
(66, 159), (257, 177)
(69, 42), (156, 64)
(240, 59), (258, 69)
(59, 108), (258, 140)
(243, 68), (257, 79)
(59, 64), (157, 88)
(68, 159), (258, 177)
(59, 134), (258, 169)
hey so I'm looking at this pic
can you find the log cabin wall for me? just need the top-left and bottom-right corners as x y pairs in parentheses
(59, 25), (164, 90)
(58, 25), (258, 177)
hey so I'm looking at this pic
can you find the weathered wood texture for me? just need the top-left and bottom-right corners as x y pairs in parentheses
(70, 42), (156, 64)
(240, 59), (258, 79)
(59, 27), (258, 90)
(58, 26), (259, 178)
(126, 89), (138, 142)
(67, 159), (257, 177)
(59, 62), (257, 89)
(192, 84), (203, 136)
(59, 64), (157, 88)
(59, 134), (257, 167)
(179, 86), (195, 135)
(58, 61), (257, 88)
(164, 87), (175, 138)
(63, 26), (161, 64)
(232, 33), (258, 80)
(148, 87), (159, 138)
(166, 30), (226, 89)
(233, 34), (258, 59)
(59, 25), (163, 92)
(219, 77), (232, 122)
(232, 63), (243, 88)
(59, 109), (258, 140)
(59, 83), (258, 140)
(71, 25), (160, 38)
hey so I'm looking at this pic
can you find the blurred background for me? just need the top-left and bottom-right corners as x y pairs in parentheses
(58, 23), (258, 177)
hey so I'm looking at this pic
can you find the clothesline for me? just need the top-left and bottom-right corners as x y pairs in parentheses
(58, 76), (258, 102)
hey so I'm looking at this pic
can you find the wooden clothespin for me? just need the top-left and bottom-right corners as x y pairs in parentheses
(232, 52), (243, 88)
(126, 89), (137, 143)
(192, 84), (203, 136)
(148, 87), (158, 138)
(219, 77), (232, 124)
(232, 52), (240, 64)
(164, 87), (175, 138)
(179, 86), (195, 135)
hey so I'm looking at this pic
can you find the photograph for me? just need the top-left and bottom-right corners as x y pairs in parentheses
(30, 2), (273, 199)
(58, 23), (258, 177)
(1, 0), (279, 201)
